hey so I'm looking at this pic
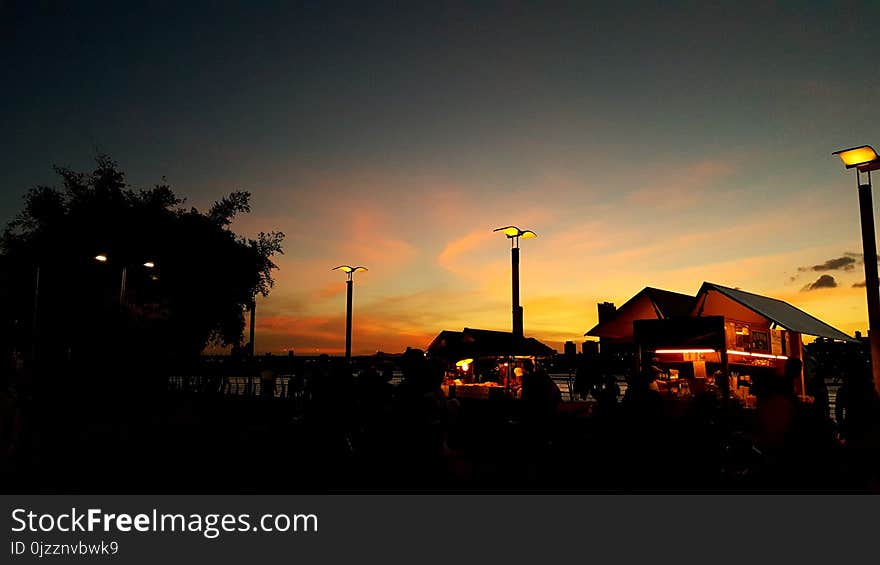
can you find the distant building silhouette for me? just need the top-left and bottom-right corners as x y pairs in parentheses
(564, 340), (576, 358)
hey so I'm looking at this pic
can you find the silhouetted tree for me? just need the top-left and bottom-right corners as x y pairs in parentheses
(1, 155), (284, 371)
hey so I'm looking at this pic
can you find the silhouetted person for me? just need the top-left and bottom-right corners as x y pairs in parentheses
(521, 368), (561, 429)
(803, 353), (829, 420)
(616, 365), (666, 487)
(0, 369), (23, 472)
(835, 370), (880, 488)
(750, 357), (836, 488)
(357, 365), (390, 401)
(381, 365), (395, 384)
(517, 367), (560, 483)
(260, 366), (276, 398)
(835, 369), (878, 444)
(622, 367), (663, 420)
(755, 358), (799, 453)
(354, 365), (394, 455)
(593, 373), (620, 418)
(392, 353), (448, 486)
(574, 357), (601, 400)
(300, 357), (357, 485)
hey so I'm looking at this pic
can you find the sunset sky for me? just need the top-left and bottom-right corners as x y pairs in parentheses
(3, 2), (880, 354)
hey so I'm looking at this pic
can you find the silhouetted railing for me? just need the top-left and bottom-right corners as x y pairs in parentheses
(166, 372), (839, 422)
(167, 375), (307, 408)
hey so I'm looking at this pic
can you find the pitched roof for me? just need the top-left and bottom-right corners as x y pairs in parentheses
(585, 287), (695, 337)
(696, 282), (856, 343)
(644, 287), (695, 318)
(427, 327), (556, 360)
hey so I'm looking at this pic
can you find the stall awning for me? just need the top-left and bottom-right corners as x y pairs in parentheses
(695, 282), (857, 343)
(634, 316), (726, 351)
(427, 327), (556, 361)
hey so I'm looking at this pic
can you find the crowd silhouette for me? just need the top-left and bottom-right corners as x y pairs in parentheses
(3, 342), (880, 493)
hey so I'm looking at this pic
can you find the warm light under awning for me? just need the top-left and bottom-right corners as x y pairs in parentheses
(727, 350), (788, 360)
(654, 349), (716, 354)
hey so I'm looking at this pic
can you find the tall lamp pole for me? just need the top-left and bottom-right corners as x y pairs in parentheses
(493, 226), (537, 340)
(94, 254), (156, 306)
(333, 265), (367, 365)
(833, 145), (880, 395)
(249, 294), (256, 357)
(30, 264), (40, 364)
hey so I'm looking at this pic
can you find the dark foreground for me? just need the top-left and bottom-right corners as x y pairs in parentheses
(3, 369), (880, 493)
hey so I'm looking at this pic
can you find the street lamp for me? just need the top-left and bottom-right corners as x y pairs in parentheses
(94, 254), (156, 306)
(333, 265), (367, 365)
(493, 226), (537, 339)
(833, 144), (880, 395)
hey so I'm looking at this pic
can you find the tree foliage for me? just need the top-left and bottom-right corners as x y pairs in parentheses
(1, 155), (284, 365)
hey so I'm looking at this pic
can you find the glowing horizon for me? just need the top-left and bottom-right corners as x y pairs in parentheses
(227, 161), (874, 355)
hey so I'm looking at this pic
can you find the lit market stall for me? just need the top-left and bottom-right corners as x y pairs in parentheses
(427, 327), (555, 399)
(590, 282), (857, 405)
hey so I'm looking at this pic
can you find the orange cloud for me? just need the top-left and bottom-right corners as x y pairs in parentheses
(437, 230), (495, 275)
(314, 281), (347, 300)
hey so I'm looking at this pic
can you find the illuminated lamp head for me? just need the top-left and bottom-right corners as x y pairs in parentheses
(332, 265), (368, 279)
(493, 226), (538, 248)
(833, 145), (880, 172)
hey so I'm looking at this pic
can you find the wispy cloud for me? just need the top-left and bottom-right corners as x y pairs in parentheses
(314, 281), (346, 300)
(621, 158), (736, 211)
(437, 230), (495, 275)
(797, 253), (859, 273)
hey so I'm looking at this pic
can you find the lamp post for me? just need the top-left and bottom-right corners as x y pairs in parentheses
(833, 144), (880, 395)
(332, 265), (367, 365)
(94, 254), (156, 306)
(493, 226), (537, 340)
(249, 294), (256, 358)
(30, 264), (40, 364)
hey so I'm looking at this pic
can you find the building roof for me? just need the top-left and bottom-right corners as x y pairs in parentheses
(695, 282), (857, 343)
(427, 327), (556, 360)
(585, 287), (695, 338)
(644, 287), (696, 318)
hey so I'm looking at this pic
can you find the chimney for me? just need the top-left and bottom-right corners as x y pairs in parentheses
(598, 302), (617, 324)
